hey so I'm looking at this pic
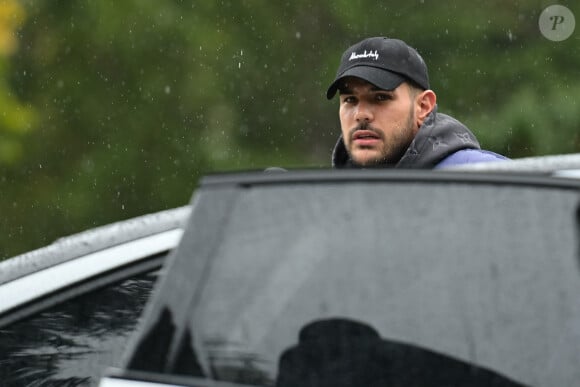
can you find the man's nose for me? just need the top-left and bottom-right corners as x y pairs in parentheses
(354, 102), (373, 122)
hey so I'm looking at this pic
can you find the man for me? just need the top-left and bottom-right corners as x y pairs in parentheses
(327, 37), (508, 169)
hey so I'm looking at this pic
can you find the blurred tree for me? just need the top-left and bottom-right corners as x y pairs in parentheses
(2, 0), (580, 259)
(0, 0), (35, 165)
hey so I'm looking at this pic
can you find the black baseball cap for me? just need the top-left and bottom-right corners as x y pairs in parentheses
(326, 37), (430, 99)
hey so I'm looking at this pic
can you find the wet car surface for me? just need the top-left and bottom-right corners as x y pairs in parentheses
(0, 206), (190, 386)
(101, 166), (580, 386)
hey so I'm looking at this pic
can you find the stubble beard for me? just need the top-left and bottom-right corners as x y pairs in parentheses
(348, 110), (416, 168)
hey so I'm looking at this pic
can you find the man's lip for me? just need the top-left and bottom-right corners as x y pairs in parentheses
(352, 130), (380, 141)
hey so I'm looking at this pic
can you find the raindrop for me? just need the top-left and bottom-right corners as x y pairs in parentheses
(507, 29), (513, 41)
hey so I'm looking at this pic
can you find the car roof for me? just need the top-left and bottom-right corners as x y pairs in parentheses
(0, 205), (191, 286)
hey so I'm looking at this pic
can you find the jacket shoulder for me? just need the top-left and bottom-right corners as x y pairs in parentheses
(435, 149), (509, 169)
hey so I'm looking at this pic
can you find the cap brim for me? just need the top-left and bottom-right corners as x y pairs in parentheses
(326, 66), (406, 99)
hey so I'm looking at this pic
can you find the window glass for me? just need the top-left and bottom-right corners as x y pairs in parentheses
(182, 182), (580, 386)
(0, 269), (159, 386)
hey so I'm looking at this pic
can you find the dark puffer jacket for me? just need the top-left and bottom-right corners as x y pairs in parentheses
(332, 106), (508, 169)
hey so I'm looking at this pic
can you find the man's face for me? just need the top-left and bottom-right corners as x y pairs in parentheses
(338, 77), (418, 167)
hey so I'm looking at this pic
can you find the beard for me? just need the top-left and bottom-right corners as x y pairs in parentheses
(347, 109), (416, 168)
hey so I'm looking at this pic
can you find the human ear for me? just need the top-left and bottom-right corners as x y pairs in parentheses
(415, 90), (436, 127)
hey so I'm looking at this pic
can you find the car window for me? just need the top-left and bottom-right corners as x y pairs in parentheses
(0, 269), (159, 386)
(192, 182), (573, 386)
(125, 174), (580, 386)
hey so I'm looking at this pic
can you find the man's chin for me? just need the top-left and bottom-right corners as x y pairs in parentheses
(351, 154), (391, 168)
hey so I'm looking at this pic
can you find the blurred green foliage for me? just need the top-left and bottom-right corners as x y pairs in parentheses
(2, 0), (580, 259)
(0, 0), (36, 165)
